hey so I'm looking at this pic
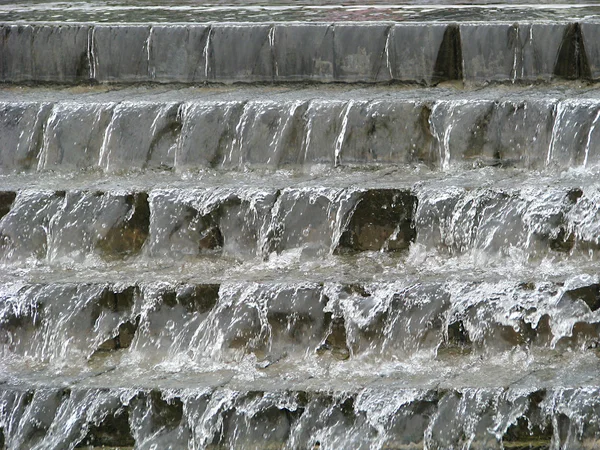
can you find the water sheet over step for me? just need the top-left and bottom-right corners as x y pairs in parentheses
(3, 276), (600, 366)
(2, 384), (600, 450)
(4, 86), (600, 173)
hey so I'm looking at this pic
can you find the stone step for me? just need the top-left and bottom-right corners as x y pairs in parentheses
(2, 274), (600, 367)
(3, 84), (600, 173)
(2, 20), (600, 84)
(1, 170), (600, 263)
(1, 380), (600, 449)
(0, 185), (415, 262)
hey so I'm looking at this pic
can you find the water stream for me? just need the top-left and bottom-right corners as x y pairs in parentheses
(3, 6), (600, 450)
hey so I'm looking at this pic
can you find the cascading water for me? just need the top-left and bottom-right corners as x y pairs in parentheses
(3, 1), (600, 449)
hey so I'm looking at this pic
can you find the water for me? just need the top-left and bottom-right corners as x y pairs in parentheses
(3, 164), (600, 446)
(4, 5), (600, 450)
(0, 2), (599, 23)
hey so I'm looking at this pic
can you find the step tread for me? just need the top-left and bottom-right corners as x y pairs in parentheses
(0, 165), (541, 191)
(1, 3), (599, 24)
(1, 253), (599, 284)
(3, 355), (600, 391)
(0, 83), (596, 103)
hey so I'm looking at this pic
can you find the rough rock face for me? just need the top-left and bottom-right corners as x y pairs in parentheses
(337, 190), (416, 252)
(97, 193), (150, 258)
(78, 405), (135, 448)
(2, 385), (600, 449)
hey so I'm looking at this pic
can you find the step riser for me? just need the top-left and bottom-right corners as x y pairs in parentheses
(3, 22), (600, 84)
(0, 185), (598, 262)
(0, 188), (415, 261)
(0, 386), (597, 449)
(2, 280), (598, 364)
(4, 97), (600, 172)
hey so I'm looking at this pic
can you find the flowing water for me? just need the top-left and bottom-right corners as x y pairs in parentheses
(3, 4), (600, 450)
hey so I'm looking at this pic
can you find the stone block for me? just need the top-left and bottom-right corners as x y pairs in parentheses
(149, 24), (210, 82)
(333, 24), (390, 82)
(93, 25), (151, 82)
(209, 24), (273, 82)
(273, 23), (334, 81)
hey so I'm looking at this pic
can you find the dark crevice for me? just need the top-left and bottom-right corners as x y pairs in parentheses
(548, 226), (575, 253)
(96, 316), (140, 352)
(337, 190), (416, 253)
(554, 23), (591, 80)
(447, 320), (471, 347)
(75, 50), (90, 80)
(339, 396), (355, 420)
(503, 416), (552, 449)
(342, 284), (370, 298)
(198, 224), (224, 250)
(317, 313), (350, 360)
(465, 102), (495, 163)
(567, 188), (583, 204)
(176, 284), (220, 314)
(563, 283), (600, 312)
(433, 24), (463, 83)
(100, 286), (137, 314)
(438, 320), (472, 356)
(77, 406), (134, 448)
(147, 390), (184, 433)
(0, 192), (16, 221)
(417, 103), (436, 166)
(90, 286), (138, 336)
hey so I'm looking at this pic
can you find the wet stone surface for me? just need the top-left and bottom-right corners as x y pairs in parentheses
(3, 22), (600, 84)
(337, 189), (416, 253)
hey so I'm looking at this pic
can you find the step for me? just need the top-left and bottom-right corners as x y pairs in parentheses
(2, 2), (598, 24)
(2, 377), (600, 449)
(0, 183), (415, 262)
(3, 84), (600, 173)
(0, 170), (599, 264)
(2, 273), (600, 367)
(2, 19), (600, 84)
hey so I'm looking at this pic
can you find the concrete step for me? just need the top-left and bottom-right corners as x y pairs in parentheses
(1, 169), (600, 264)
(3, 84), (600, 173)
(2, 273), (600, 366)
(1, 379), (600, 449)
(2, 20), (600, 84)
